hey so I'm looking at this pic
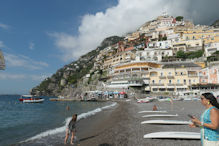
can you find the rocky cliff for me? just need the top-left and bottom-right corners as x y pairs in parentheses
(30, 36), (124, 97)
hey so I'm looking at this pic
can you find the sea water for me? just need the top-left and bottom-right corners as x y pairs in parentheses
(0, 95), (116, 146)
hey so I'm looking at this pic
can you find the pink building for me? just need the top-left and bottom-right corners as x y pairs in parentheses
(199, 66), (219, 84)
(199, 68), (209, 84)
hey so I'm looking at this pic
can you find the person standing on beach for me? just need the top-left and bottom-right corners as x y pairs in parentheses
(64, 114), (77, 145)
(189, 93), (219, 146)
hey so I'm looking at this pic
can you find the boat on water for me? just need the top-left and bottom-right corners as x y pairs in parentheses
(19, 95), (44, 103)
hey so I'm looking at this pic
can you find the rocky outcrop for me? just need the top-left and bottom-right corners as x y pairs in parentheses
(30, 36), (123, 97)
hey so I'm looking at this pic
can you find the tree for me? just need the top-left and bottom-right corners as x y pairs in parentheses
(176, 16), (184, 21)
(176, 50), (186, 59)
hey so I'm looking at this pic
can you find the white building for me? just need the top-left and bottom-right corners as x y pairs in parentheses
(205, 42), (219, 57)
(135, 48), (173, 62)
(156, 40), (172, 49)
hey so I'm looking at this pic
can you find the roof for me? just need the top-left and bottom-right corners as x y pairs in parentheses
(162, 62), (201, 69)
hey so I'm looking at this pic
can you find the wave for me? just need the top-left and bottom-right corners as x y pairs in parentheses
(21, 102), (117, 143)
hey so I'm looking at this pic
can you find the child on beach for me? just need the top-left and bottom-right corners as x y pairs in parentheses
(64, 114), (77, 145)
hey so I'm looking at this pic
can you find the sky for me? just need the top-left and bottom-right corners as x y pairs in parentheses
(0, 0), (219, 94)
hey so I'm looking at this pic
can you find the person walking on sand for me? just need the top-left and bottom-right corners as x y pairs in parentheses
(64, 114), (77, 145)
(189, 93), (219, 146)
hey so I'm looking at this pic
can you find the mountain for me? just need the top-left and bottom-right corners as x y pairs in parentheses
(30, 36), (124, 97)
(211, 20), (219, 28)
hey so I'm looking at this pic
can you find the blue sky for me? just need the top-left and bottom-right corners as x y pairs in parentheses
(0, 0), (117, 94)
(0, 0), (218, 94)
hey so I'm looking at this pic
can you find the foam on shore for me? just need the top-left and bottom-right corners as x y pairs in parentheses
(21, 102), (117, 143)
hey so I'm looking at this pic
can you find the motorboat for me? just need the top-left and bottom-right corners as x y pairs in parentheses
(19, 95), (44, 103)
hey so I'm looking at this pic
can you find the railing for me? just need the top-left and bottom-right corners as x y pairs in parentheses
(175, 83), (184, 86)
(150, 83), (164, 86)
(167, 83), (175, 86)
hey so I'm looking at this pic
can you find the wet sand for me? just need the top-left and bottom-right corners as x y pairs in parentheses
(75, 99), (203, 146)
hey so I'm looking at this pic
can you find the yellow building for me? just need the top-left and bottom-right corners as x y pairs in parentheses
(127, 32), (140, 42)
(182, 28), (219, 44)
(103, 51), (136, 70)
(106, 61), (160, 90)
(172, 39), (203, 55)
(149, 62), (202, 92)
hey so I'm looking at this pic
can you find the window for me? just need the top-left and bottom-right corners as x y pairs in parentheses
(184, 79), (186, 84)
(169, 72), (171, 75)
(152, 80), (155, 84)
(169, 80), (172, 84)
(181, 72), (183, 75)
(161, 72), (163, 76)
(177, 79), (180, 83)
(159, 80), (162, 83)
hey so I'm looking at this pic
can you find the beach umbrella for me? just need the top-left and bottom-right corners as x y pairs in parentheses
(120, 91), (126, 94)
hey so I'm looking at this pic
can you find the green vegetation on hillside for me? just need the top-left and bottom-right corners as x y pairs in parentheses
(176, 50), (204, 59)
(176, 16), (184, 21)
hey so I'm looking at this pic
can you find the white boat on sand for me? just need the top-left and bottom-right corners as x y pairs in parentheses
(138, 110), (167, 114)
(141, 120), (192, 125)
(144, 131), (200, 139)
(142, 114), (178, 118)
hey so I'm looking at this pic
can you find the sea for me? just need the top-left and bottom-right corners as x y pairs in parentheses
(0, 95), (116, 146)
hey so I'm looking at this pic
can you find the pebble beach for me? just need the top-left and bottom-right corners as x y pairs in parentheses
(73, 99), (204, 146)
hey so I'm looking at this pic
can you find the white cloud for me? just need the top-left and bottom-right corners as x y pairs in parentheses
(0, 73), (25, 80)
(29, 42), (35, 50)
(0, 23), (9, 30)
(0, 41), (5, 48)
(4, 53), (48, 70)
(51, 0), (219, 62)
(0, 72), (50, 81)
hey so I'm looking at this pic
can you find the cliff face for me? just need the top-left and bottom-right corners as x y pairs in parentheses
(30, 36), (124, 97)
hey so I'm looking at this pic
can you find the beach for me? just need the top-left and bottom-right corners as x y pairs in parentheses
(68, 99), (203, 146)
(18, 99), (204, 146)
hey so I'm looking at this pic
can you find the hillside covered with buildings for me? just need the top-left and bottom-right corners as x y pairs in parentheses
(31, 13), (219, 98)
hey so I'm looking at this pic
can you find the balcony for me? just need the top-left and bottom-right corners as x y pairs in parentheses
(167, 76), (175, 79)
(159, 76), (166, 79)
(150, 83), (164, 86)
(167, 83), (175, 86)
(188, 74), (198, 77)
(200, 76), (208, 79)
(175, 83), (184, 86)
